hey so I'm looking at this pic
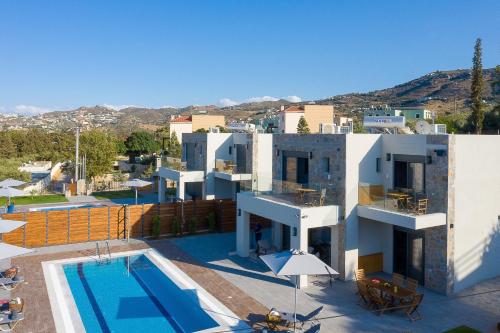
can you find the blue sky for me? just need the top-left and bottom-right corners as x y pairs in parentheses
(0, 0), (498, 114)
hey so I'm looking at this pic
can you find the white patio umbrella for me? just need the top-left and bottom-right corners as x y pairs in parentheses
(0, 219), (26, 233)
(0, 178), (26, 188)
(260, 249), (339, 331)
(123, 179), (152, 205)
(0, 243), (33, 261)
(0, 187), (26, 206)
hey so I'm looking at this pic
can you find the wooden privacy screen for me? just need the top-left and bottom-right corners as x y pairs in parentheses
(1, 200), (236, 248)
(358, 184), (384, 205)
(358, 252), (383, 274)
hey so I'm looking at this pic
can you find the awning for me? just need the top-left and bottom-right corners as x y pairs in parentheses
(0, 219), (26, 233)
(0, 243), (33, 261)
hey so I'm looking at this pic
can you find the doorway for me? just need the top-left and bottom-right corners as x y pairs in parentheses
(393, 228), (425, 284)
(282, 225), (291, 251)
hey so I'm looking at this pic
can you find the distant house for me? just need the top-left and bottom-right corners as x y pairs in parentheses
(278, 104), (334, 133)
(169, 114), (225, 143)
(364, 107), (432, 120)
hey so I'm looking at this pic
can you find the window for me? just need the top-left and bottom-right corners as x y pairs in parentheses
(416, 114), (420, 119)
(322, 157), (330, 173)
(376, 157), (381, 172)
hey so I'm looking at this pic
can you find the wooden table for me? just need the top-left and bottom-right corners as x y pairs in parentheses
(296, 188), (317, 203)
(366, 277), (414, 301)
(385, 192), (411, 210)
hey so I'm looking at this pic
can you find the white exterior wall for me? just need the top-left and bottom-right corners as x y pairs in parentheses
(255, 134), (273, 191)
(170, 123), (192, 143)
(452, 135), (500, 292)
(344, 134), (383, 280)
(358, 218), (393, 273)
(278, 112), (303, 134)
(205, 133), (233, 199)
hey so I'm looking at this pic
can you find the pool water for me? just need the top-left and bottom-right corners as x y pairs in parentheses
(30, 204), (101, 212)
(63, 254), (218, 333)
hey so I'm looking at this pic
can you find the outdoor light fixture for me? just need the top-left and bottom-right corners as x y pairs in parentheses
(386, 153), (391, 161)
(237, 209), (241, 216)
(427, 156), (432, 164)
(293, 227), (297, 237)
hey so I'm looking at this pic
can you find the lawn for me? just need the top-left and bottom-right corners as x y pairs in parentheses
(0, 194), (68, 206)
(443, 326), (482, 333)
(92, 190), (137, 200)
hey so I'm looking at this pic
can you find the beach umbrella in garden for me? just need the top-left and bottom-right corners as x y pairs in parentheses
(0, 219), (26, 233)
(0, 187), (26, 206)
(123, 179), (152, 205)
(260, 249), (338, 332)
(0, 178), (26, 188)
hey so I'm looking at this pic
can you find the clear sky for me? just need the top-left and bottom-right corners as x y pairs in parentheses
(0, 0), (498, 114)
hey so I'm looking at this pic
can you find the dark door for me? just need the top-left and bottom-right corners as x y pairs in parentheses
(408, 233), (425, 283)
(393, 229), (407, 275)
(282, 225), (291, 251)
(393, 228), (425, 284)
(296, 157), (309, 184)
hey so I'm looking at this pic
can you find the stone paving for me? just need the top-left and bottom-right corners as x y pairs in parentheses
(7, 238), (269, 333)
(172, 232), (500, 333)
(4, 232), (500, 333)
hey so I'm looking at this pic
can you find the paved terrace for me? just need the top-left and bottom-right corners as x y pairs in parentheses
(5, 233), (500, 333)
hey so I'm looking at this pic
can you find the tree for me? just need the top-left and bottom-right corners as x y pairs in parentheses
(0, 132), (16, 158)
(470, 38), (484, 134)
(194, 128), (208, 133)
(79, 129), (118, 179)
(125, 131), (159, 154)
(168, 131), (181, 158)
(297, 116), (310, 134)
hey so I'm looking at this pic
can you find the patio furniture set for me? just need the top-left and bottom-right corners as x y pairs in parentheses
(355, 269), (424, 321)
(0, 267), (25, 332)
(381, 190), (428, 215)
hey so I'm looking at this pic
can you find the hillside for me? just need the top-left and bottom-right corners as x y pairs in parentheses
(0, 68), (496, 132)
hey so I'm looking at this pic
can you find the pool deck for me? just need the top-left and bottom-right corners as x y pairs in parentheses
(6, 233), (500, 333)
(9, 238), (269, 333)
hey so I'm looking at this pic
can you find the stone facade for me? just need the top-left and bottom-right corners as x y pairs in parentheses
(272, 134), (348, 278)
(424, 134), (454, 294)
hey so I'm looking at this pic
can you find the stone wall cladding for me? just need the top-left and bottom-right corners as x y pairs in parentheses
(424, 134), (453, 294)
(272, 134), (347, 277)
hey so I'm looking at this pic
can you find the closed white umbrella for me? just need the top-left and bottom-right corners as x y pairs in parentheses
(0, 179), (26, 188)
(260, 249), (338, 331)
(123, 179), (152, 205)
(0, 219), (26, 233)
(0, 243), (33, 261)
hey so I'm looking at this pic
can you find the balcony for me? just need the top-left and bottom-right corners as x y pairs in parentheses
(238, 180), (340, 228)
(158, 156), (204, 183)
(213, 159), (252, 181)
(357, 183), (446, 230)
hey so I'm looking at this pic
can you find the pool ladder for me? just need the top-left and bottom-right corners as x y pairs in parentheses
(95, 241), (112, 264)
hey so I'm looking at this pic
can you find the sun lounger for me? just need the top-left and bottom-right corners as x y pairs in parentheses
(0, 268), (18, 280)
(0, 276), (24, 291)
(0, 311), (24, 332)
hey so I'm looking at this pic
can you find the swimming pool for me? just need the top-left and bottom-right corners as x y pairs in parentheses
(29, 203), (102, 212)
(42, 249), (248, 333)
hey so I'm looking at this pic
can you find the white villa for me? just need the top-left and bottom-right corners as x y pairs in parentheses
(159, 132), (500, 295)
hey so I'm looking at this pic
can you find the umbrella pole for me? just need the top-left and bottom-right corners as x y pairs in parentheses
(294, 275), (297, 332)
(135, 188), (138, 205)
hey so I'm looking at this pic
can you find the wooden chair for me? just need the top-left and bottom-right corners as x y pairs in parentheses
(392, 273), (405, 287)
(367, 286), (391, 315)
(356, 281), (371, 306)
(407, 277), (418, 292)
(318, 188), (327, 206)
(408, 198), (428, 215)
(355, 268), (366, 281)
(399, 293), (424, 321)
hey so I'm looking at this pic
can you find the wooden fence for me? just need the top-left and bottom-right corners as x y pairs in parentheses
(1, 200), (236, 248)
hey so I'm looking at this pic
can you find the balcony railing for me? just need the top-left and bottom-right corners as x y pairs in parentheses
(161, 156), (187, 171)
(244, 179), (338, 207)
(358, 183), (431, 216)
(214, 159), (248, 175)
